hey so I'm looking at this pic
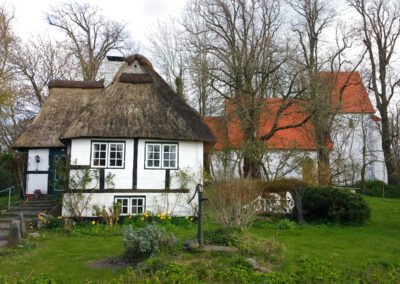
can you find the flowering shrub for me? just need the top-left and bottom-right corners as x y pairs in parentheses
(37, 212), (64, 229)
(123, 224), (177, 262)
(122, 211), (194, 227)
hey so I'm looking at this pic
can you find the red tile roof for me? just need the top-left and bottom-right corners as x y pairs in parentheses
(205, 71), (374, 151)
(322, 71), (375, 114)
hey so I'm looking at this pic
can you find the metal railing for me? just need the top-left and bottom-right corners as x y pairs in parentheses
(0, 186), (15, 210)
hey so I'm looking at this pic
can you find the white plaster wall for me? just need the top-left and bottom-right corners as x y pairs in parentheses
(27, 149), (49, 171)
(330, 113), (387, 185)
(70, 138), (134, 189)
(62, 192), (198, 217)
(65, 138), (203, 216)
(365, 119), (387, 182)
(26, 174), (48, 194)
(137, 140), (203, 190)
(70, 139), (91, 165)
(210, 149), (316, 181)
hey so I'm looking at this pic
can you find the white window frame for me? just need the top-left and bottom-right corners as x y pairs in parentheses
(115, 196), (145, 216)
(91, 142), (108, 168)
(145, 142), (178, 169)
(91, 141), (125, 169)
(145, 143), (161, 169)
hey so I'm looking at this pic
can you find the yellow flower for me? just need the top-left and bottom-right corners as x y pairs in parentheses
(92, 220), (96, 225)
(57, 216), (62, 220)
(185, 216), (189, 220)
(168, 216), (171, 220)
(156, 214), (161, 218)
(140, 217), (145, 221)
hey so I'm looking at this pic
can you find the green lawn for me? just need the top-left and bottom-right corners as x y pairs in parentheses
(0, 196), (399, 283)
(0, 193), (23, 210)
(253, 196), (400, 270)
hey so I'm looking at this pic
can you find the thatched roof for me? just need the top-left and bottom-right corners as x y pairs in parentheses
(13, 81), (104, 149)
(62, 54), (215, 142)
(48, 80), (104, 89)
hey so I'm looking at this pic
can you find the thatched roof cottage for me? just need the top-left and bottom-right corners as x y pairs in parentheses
(14, 54), (215, 217)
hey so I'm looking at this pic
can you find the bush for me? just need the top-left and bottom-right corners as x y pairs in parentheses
(37, 212), (64, 229)
(123, 224), (177, 262)
(208, 179), (262, 230)
(303, 187), (371, 225)
(355, 180), (400, 198)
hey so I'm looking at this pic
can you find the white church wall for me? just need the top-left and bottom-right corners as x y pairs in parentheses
(330, 113), (387, 185)
(210, 149), (316, 181)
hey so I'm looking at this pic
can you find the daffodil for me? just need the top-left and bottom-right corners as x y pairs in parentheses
(140, 217), (145, 221)
(92, 220), (96, 225)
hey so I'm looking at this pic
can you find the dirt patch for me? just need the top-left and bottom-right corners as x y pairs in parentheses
(87, 256), (131, 270)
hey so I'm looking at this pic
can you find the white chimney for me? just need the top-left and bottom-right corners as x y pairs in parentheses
(103, 56), (125, 86)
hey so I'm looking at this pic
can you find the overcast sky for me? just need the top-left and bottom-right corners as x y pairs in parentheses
(10, 0), (187, 49)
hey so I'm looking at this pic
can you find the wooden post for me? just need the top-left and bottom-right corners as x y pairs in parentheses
(196, 184), (206, 248)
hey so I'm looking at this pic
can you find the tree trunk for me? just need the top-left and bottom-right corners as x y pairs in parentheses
(380, 110), (400, 185)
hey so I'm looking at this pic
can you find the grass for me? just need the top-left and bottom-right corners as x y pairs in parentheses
(0, 193), (23, 210)
(0, 196), (399, 283)
(252, 196), (400, 270)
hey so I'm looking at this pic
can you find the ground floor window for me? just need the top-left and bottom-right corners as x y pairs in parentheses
(115, 196), (145, 215)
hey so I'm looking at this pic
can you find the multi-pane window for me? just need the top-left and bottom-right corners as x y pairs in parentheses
(145, 143), (178, 169)
(163, 145), (177, 168)
(92, 143), (107, 167)
(109, 143), (124, 167)
(115, 197), (145, 216)
(115, 197), (129, 215)
(146, 144), (160, 168)
(131, 198), (144, 214)
(91, 142), (125, 168)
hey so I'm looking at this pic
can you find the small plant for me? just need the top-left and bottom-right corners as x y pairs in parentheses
(123, 224), (177, 262)
(105, 172), (116, 189)
(92, 202), (121, 226)
(37, 212), (64, 229)
(275, 218), (297, 230)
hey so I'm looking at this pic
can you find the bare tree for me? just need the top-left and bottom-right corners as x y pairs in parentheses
(184, 0), (310, 178)
(289, 0), (365, 185)
(0, 4), (14, 82)
(147, 19), (186, 99)
(47, 2), (130, 81)
(389, 104), (400, 173)
(348, 0), (400, 185)
(11, 35), (79, 107)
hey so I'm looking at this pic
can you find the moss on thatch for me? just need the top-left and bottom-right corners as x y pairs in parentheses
(13, 84), (103, 148)
(48, 80), (104, 89)
(119, 73), (153, 84)
(62, 55), (215, 142)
